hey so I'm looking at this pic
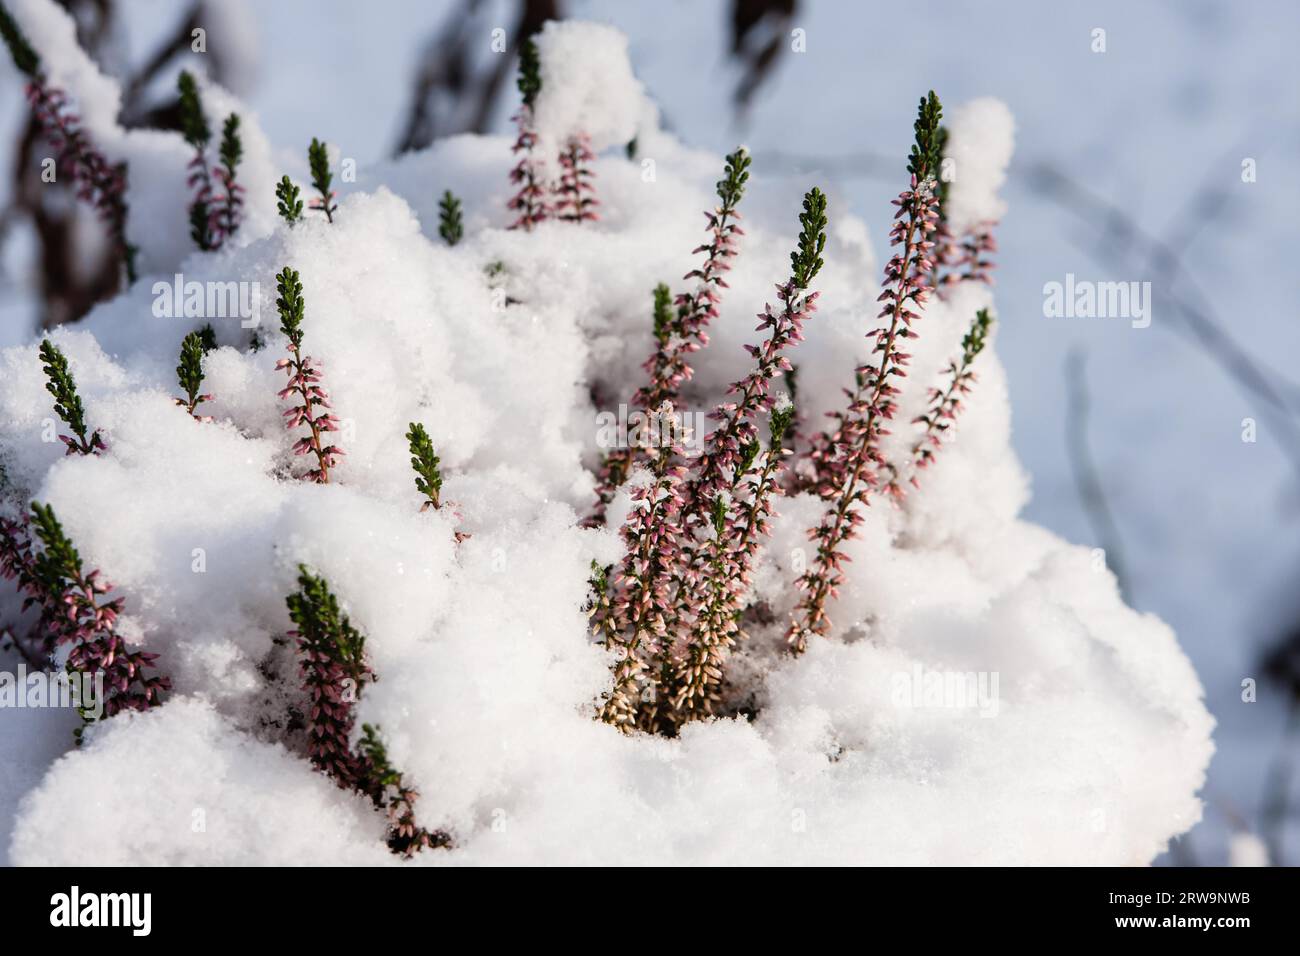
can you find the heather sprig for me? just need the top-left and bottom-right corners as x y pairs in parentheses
(587, 148), (750, 524)
(679, 187), (826, 526)
(276, 175), (303, 225)
(0, 2), (39, 76)
(438, 190), (463, 245)
(507, 39), (549, 230)
(213, 113), (245, 242)
(174, 331), (213, 420)
(308, 138), (338, 222)
(22, 64), (136, 279)
(516, 36), (541, 107)
(406, 421), (443, 510)
(357, 724), (450, 856)
(274, 267), (344, 482)
(2, 502), (168, 729)
(177, 71), (215, 250)
(555, 133), (598, 223)
(602, 189), (826, 733)
(598, 406), (690, 732)
(286, 565), (371, 787)
(909, 308), (993, 478)
(673, 402), (794, 723)
(39, 339), (105, 456)
(788, 92), (944, 654)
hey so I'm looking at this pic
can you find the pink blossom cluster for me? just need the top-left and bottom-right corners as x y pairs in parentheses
(507, 106), (551, 230)
(0, 509), (169, 722)
(277, 352), (343, 483)
(788, 173), (941, 654)
(588, 156), (747, 524)
(25, 78), (134, 280)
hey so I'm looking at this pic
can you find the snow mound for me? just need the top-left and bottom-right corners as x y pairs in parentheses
(0, 5), (1211, 865)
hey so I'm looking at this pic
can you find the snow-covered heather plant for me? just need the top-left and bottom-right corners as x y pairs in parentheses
(178, 71), (215, 250)
(214, 114), (245, 243)
(406, 421), (442, 511)
(788, 93), (943, 654)
(173, 331), (213, 421)
(597, 399), (690, 731)
(555, 132), (598, 223)
(276, 174), (303, 226)
(588, 148), (750, 524)
(438, 189), (463, 246)
(662, 191), (826, 727)
(308, 137), (338, 222)
(1, 502), (168, 729)
(274, 266), (344, 483)
(0, 13), (1211, 866)
(596, 189), (826, 734)
(357, 724), (450, 856)
(506, 38), (549, 230)
(1, 1), (135, 281)
(286, 566), (372, 788)
(909, 307), (993, 479)
(38, 338), (104, 455)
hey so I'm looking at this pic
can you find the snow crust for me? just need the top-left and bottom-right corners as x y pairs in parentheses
(0, 2), (1212, 865)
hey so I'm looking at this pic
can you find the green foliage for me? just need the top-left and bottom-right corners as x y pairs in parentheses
(189, 198), (212, 250)
(963, 308), (994, 362)
(710, 495), (728, 538)
(28, 500), (80, 595)
(275, 266), (305, 349)
(285, 565), (367, 675)
(516, 37), (541, 107)
(769, 402), (795, 450)
(651, 283), (673, 344)
(176, 71), (210, 150)
(197, 323), (218, 353)
(738, 440), (761, 476)
(38, 339), (99, 454)
(406, 421), (443, 509)
(275, 175), (303, 225)
(219, 114), (242, 178)
(790, 187), (828, 289)
(438, 190), (463, 246)
(907, 90), (944, 180)
(0, 2), (39, 76)
(308, 137), (336, 222)
(176, 331), (208, 414)
(358, 724), (401, 789)
(717, 146), (751, 211)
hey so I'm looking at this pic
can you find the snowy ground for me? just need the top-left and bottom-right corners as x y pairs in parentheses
(1, 0), (1296, 865)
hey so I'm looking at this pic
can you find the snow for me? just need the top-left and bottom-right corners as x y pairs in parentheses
(942, 97), (1015, 233)
(531, 20), (649, 156)
(0, 6), (1215, 865)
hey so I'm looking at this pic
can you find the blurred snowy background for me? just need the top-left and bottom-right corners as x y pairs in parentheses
(0, 0), (1296, 866)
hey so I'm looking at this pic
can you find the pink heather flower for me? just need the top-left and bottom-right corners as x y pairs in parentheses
(555, 133), (599, 223)
(587, 148), (750, 527)
(507, 105), (551, 230)
(274, 268), (344, 483)
(25, 78), (135, 281)
(906, 307), (994, 483)
(1, 504), (169, 729)
(789, 93), (944, 655)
